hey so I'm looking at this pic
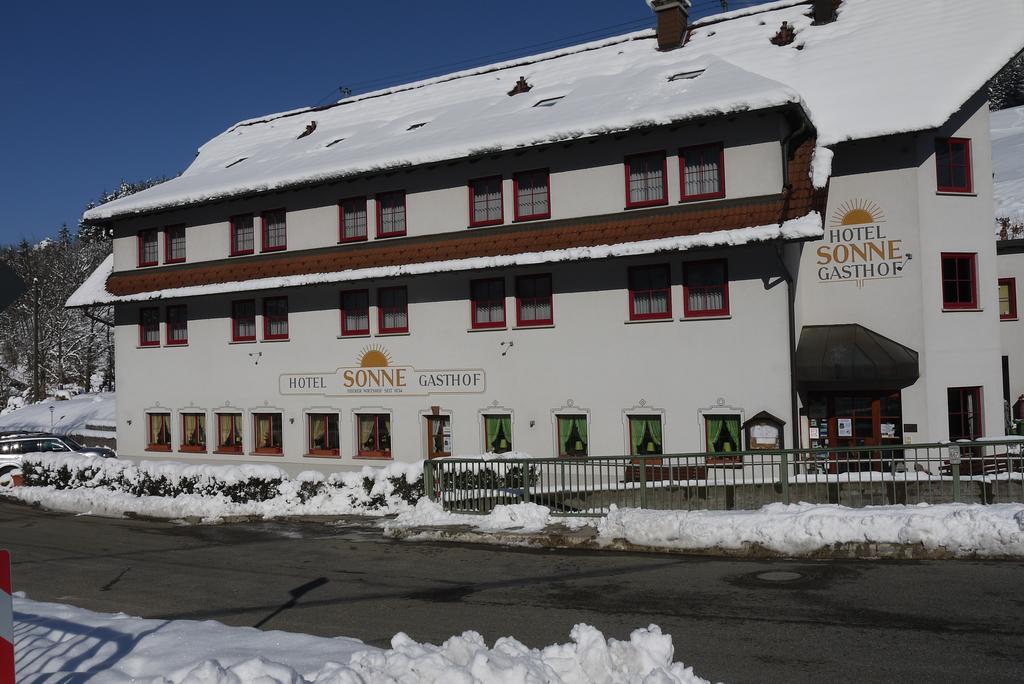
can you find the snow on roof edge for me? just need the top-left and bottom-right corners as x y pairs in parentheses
(68, 212), (823, 307)
(66, 254), (114, 308)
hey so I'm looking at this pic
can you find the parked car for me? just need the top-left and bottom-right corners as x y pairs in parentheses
(0, 431), (116, 478)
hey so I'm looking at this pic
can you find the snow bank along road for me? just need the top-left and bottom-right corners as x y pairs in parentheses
(3, 501), (1023, 684)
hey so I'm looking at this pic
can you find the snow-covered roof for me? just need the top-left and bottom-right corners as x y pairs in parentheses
(83, 0), (1024, 222)
(992, 104), (1024, 223)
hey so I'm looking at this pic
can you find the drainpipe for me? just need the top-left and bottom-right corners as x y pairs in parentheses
(776, 240), (800, 451)
(776, 111), (812, 450)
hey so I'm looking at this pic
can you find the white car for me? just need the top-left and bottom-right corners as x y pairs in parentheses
(0, 432), (116, 480)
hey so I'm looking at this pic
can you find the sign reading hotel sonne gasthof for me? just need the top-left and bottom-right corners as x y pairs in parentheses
(279, 346), (486, 397)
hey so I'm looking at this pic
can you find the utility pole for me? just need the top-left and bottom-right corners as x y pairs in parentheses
(32, 277), (40, 402)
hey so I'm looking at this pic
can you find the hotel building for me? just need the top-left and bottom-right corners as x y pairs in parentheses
(69, 0), (1024, 474)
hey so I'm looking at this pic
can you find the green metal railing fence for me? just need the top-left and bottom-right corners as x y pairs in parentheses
(423, 439), (1024, 515)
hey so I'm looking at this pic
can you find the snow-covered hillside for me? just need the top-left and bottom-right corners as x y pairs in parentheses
(0, 392), (115, 440)
(993, 104), (1024, 224)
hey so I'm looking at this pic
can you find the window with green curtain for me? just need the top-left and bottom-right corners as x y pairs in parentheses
(485, 414), (512, 453)
(557, 415), (588, 457)
(629, 415), (662, 455)
(706, 414), (741, 453)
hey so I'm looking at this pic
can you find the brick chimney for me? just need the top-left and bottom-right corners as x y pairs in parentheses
(647, 0), (691, 51)
(813, 0), (838, 25)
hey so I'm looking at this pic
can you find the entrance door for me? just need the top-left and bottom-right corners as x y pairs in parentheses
(807, 392), (902, 471)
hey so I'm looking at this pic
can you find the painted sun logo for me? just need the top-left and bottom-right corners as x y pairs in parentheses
(829, 199), (886, 227)
(358, 345), (391, 368)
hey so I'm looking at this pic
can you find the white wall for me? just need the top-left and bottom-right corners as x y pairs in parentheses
(113, 245), (793, 474)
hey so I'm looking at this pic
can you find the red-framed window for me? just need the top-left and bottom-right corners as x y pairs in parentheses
(683, 260), (729, 317)
(947, 386), (983, 440)
(253, 412), (283, 455)
(679, 143), (725, 201)
(625, 152), (668, 208)
(308, 413), (340, 457)
(999, 278), (1017, 320)
(215, 413), (244, 453)
(165, 304), (188, 345)
(357, 413), (392, 458)
(469, 176), (503, 227)
(139, 307), (161, 346)
(339, 197), (368, 242)
(230, 214), (255, 256)
(231, 299), (257, 342)
(378, 286), (409, 333)
(376, 190), (407, 237)
(941, 253), (978, 310)
(513, 169), (550, 221)
(138, 229), (159, 267)
(261, 208), (287, 252)
(628, 264), (672, 320)
(515, 274), (553, 326)
(340, 289), (370, 336)
(935, 138), (973, 193)
(164, 225), (186, 264)
(180, 413), (206, 453)
(471, 278), (506, 329)
(263, 297), (289, 340)
(146, 413), (172, 452)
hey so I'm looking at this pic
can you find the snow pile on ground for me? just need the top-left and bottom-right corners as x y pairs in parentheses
(5, 452), (424, 521)
(388, 499), (592, 533)
(598, 502), (1024, 557)
(0, 392), (115, 439)
(992, 103), (1024, 225)
(15, 595), (709, 683)
(14, 594), (369, 682)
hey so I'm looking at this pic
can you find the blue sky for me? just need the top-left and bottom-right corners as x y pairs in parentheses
(0, 0), (761, 246)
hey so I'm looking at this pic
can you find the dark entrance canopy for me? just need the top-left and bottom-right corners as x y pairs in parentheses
(796, 324), (919, 391)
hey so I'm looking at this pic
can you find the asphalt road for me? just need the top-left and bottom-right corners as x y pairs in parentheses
(2, 500), (1023, 683)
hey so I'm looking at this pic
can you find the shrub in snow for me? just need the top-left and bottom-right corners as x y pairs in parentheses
(18, 452), (424, 515)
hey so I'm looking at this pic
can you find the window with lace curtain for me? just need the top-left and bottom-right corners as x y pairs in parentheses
(146, 413), (171, 451)
(515, 274), (553, 326)
(679, 143), (725, 200)
(513, 169), (550, 221)
(683, 260), (729, 317)
(357, 413), (391, 458)
(138, 229), (159, 267)
(230, 214), (255, 255)
(625, 152), (667, 208)
(253, 413), (283, 455)
(339, 197), (368, 242)
(261, 209), (287, 252)
(307, 413), (339, 457)
(263, 297), (289, 340)
(341, 289), (370, 336)
(164, 225), (186, 263)
(139, 307), (161, 346)
(628, 265), (671, 320)
(471, 278), (505, 329)
(376, 190), (406, 237)
(180, 413), (206, 452)
(216, 413), (243, 454)
(469, 176), (503, 227)
(378, 286), (409, 333)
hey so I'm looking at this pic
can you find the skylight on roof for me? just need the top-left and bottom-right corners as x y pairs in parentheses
(407, 122), (427, 130)
(668, 69), (705, 82)
(325, 138), (345, 148)
(533, 96), (564, 108)
(225, 157), (247, 168)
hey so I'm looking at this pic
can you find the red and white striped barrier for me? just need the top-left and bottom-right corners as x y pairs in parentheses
(0, 549), (12, 684)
